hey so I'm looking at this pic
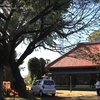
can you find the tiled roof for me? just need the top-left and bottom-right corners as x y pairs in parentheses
(45, 42), (100, 71)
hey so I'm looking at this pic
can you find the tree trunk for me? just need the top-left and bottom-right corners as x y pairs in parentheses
(0, 66), (4, 100)
(11, 66), (27, 98)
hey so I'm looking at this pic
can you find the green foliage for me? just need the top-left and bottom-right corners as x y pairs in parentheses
(88, 30), (100, 42)
(0, 1), (72, 97)
(0, 0), (100, 97)
(39, 58), (46, 75)
(28, 57), (46, 81)
(0, 0), (99, 67)
(28, 57), (41, 79)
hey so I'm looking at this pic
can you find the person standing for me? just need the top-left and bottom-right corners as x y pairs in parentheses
(94, 78), (100, 100)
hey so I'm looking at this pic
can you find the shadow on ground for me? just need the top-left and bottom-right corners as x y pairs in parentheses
(31, 94), (96, 100)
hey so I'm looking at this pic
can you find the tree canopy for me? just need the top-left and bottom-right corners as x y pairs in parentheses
(0, 0), (100, 66)
(0, 0), (100, 98)
(28, 57), (46, 82)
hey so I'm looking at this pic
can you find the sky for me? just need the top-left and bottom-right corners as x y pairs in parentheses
(16, 33), (89, 78)
(16, 1), (100, 78)
(17, 46), (61, 78)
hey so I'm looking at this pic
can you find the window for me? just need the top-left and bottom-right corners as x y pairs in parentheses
(44, 80), (54, 85)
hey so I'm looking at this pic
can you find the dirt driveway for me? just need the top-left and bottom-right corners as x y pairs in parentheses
(34, 90), (97, 100)
(5, 90), (97, 100)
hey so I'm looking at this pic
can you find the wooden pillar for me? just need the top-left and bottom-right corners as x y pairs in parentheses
(70, 76), (72, 92)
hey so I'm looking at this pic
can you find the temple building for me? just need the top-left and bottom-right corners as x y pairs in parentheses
(45, 42), (100, 89)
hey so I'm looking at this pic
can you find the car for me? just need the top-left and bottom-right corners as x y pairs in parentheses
(31, 79), (56, 96)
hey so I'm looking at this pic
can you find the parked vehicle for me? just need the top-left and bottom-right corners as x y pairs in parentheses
(31, 79), (56, 96)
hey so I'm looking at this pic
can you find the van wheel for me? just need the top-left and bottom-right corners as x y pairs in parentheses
(39, 91), (43, 96)
(52, 93), (55, 96)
